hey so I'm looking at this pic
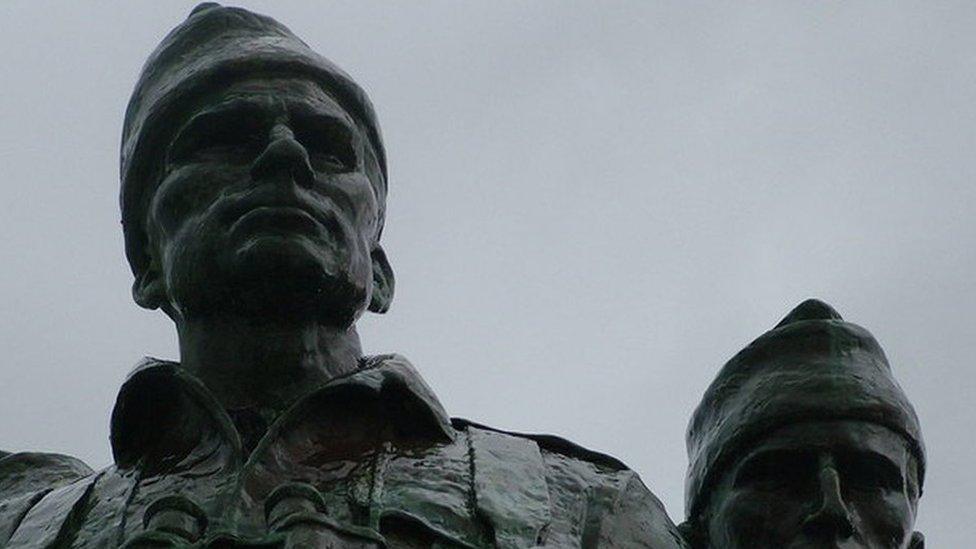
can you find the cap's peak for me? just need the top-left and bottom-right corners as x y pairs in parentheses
(774, 298), (843, 329)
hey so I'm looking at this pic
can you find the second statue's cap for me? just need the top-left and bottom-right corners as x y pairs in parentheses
(684, 299), (924, 519)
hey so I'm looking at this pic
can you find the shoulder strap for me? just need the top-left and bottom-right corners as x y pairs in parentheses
(595, 472), (687, 548)
(452, 418), (628, 471)
(467, 427), (551, 548)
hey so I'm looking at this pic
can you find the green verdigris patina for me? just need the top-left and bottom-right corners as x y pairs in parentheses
(0, 4), (685, 547)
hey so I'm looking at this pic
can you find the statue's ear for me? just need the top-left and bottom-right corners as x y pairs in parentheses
(909, 531), (924, 549)
(367, 245), (395, 314)
(132, 263), (166, 311)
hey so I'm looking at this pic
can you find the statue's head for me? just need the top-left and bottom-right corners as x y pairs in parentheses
(120, 3), (393, 328)
(682, 299), (925, 548)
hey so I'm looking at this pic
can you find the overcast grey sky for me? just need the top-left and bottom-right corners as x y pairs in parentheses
(0, 1), (973, 544)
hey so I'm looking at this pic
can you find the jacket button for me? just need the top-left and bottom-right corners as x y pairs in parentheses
(265, 482), (328, 532)
(143, 495), (208, 543)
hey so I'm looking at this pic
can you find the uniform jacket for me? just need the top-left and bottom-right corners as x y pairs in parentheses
(0, 355), (685, 548)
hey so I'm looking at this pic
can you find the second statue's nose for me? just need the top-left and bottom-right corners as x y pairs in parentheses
(250, 123), (315, 187)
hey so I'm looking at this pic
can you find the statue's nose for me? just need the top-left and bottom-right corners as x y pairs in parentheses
(802, 459), (855, 539)
(250, 122), (315, 188)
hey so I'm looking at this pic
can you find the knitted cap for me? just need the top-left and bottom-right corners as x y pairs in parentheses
(685, 299), (924, 519)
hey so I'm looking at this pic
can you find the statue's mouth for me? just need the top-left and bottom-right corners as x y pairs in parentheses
(223, 187), (346, 241)
(230, 205), (327, 237)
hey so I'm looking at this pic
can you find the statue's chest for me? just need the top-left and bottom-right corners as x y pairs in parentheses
(107, 435), (486, 548)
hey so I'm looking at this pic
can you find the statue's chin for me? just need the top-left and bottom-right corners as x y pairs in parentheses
(170, 236), (370, 326)
(240, 247), (366, 325)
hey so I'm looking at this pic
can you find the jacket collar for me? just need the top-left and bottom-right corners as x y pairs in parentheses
(110, 354), (454, 471)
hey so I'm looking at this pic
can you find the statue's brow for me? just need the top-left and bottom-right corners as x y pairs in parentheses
(180, 98), (272, 131)
(287, 100), (357, 133)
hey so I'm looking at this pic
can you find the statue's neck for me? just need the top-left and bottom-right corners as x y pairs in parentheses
(176, 315), (363, 419)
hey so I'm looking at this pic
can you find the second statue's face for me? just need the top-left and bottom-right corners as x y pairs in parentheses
(703, 421), (920, 549)
(143, 77), (386, 325)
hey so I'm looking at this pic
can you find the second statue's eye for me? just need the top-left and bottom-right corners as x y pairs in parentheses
(735, 450), (817, 494)
(836, 452), (903, 493)
(308, 152), (347, 172)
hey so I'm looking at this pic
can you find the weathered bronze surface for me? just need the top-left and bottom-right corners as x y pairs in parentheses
(0, 3), (927, 548)
(0, 4), (684, 547)
(679, 299), (925, 548)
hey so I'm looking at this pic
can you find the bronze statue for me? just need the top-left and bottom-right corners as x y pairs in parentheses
(0, 4), (684, 547)
(679, 299), (925, 548)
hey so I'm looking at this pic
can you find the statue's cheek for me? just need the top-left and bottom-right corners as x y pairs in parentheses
(848, 492), (915, 548)
(318, 171), (379, 237)
(150, 164), (236, 239)
(708, 490), (807, 548)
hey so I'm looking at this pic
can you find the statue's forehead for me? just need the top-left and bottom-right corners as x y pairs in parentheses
(185, 77), (354, 125)
(741, 420), (910, 464)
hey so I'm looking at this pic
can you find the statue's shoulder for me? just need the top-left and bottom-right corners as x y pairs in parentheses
(0, 451), (93, 498)
(451, 419), (686, 548)
(359, 355), (686, 546)
(451, 417), (630, 470)
(0, 451), (95, 544)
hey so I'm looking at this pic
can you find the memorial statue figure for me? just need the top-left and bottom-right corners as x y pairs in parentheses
(0, 4), (684, 547)
(679, 299), (925, 548)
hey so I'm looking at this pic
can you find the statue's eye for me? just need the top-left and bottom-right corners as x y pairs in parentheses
(836, 451), (903, 493)
(168, 114), (264, 165)
(310, 152), (346, 171)
(292, 117), (356, 173)
(734, 450), (817, 494)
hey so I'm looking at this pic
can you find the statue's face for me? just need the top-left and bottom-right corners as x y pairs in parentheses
(703, 420), (920, 549)
(142, 77), (386, 325)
